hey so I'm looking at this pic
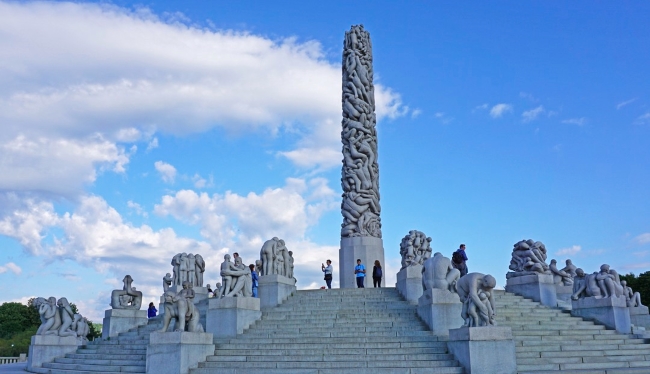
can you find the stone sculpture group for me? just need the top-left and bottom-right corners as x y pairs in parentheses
(159, 281), (204, 333)
(400, 230), (433, 269)
(33, 297), (90, 341)
(110, 275), (143, 310)
(258, 237), (294, 278)
(572, 264), (640, 302)
(219, 255), (254, 297)
(340, 24), (382, 239)
(171, 253), (206, 287)
(420, 251), (497, 328)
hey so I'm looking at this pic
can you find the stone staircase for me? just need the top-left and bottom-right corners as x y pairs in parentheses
(494, 290), (650, 373)
(28, 317), (161, 373)
(190, 287), (464, 374)
(27, 288), (650, 373)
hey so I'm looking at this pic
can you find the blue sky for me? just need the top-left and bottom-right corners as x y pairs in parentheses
(1, 1), (649, 321)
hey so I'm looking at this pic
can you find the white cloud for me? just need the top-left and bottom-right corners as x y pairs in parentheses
(634, 233), (650, 245)
(0, 1), (410, 178)
(411, 109), (422, 118)
(192, 174), (212, 189)
(154, 161), (177, 184)
(0, 262), (22, 275)
(126, 200), (148, 218)
(556, 245), (581, 256)
(146, 137), (159, 151)
(635, 113), (650, 126)
(561, 117), (587, 126)
(489, 103), (513, 118)
(154, 177), (337, 248)
(0, 135), (129, 197)
(522, 105), (545, 122)
(616, 98), (637, 110)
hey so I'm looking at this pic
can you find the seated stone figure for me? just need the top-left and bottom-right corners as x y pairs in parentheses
(572, 268), (604, 300)
(456, 273), (497, 327)
(159, 290), (204, 333)
(57, 297), (77, 337)
(621, 280), (644, 307)
(421, 252), (460, 293)
(110, 275), (143, 309)
(222, 257), (253, 297)
(562, 259), (578, 278)
(550, 259), (573, 286)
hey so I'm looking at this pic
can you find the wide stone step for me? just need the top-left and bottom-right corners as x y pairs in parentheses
(41, 362), (145, 372)
(191, 367), (464, 374)
(215, 335), (443, 344)
(215, 341), (446, 350)
(66, 353), (145, 360)
(54, 357), (145, 366)
(211, 347), (446, 356)
(206, 353), (456, 362)
(198, 359), (460, 369)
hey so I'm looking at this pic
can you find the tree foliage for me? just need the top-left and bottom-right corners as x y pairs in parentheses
(0, 302), (39, 339)
(620, 271), (650, 305)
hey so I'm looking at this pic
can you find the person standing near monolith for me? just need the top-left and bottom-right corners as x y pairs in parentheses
(452, 244), (468, 277)
(339, 25), (385, 288)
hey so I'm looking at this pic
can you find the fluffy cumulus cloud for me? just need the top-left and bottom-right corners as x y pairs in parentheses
(634, 233), (650, 245)
(154, 161), (177, 184)
(489, 103), (513, 118)
(154, 177), (338, 251)
(0, 1), (410, 185)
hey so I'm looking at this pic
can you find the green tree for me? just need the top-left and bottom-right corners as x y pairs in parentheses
(0, 302), (38, 339)
(620, 271), (650, 304)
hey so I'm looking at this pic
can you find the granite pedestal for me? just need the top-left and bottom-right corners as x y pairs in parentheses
(417, 288), (463, 335)
(206, 297), (261, 338)
(571, 296), (631, 334)
(447, 326), (516, 374)
(505, 273), (557, 307)
(396, 264), (423, 304)
(258, 274), (296, 309)
(27, 335), (79, 371)
(630, 305), (650, 329)
(339, 236), (384, 289)
(102, 309), (148, 339)
(146, 331), (214, 374)
(555, 284), (573, 303)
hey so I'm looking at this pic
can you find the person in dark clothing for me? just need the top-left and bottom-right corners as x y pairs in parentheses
(322, 259), (333, 289)
(452, 244), (468, 277)
(249, 264), (259, 297)
(372, 260), (383, 288)
(147, 302), (157, 318)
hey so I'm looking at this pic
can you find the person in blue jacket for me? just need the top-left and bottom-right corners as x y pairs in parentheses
(354, 259), (366, 288)
(147, 302), (157, 318)
(249, 264), (259, 297)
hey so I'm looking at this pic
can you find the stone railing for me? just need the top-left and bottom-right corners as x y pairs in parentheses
(0, 353), (27, 364)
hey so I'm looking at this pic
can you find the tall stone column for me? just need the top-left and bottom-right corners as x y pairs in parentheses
(339, 25), (385, 288)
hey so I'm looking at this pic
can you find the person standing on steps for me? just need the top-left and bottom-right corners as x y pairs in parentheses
(452, 244), (468, 277)
(355, 259), (366, 288)
(249, 264), (259, 297)
(322, 259), (333, 289)
(372, 260), (383, 288)
(147, 302), (157, 318)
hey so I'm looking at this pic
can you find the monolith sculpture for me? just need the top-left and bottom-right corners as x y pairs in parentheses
(339, 24), (385, 288)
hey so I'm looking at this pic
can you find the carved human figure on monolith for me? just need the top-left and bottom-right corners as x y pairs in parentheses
(422, 252), (460, 293)
(171, 253), (182, 285)
(340, 24), (381, 239)
(456, 273), (497, 327)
